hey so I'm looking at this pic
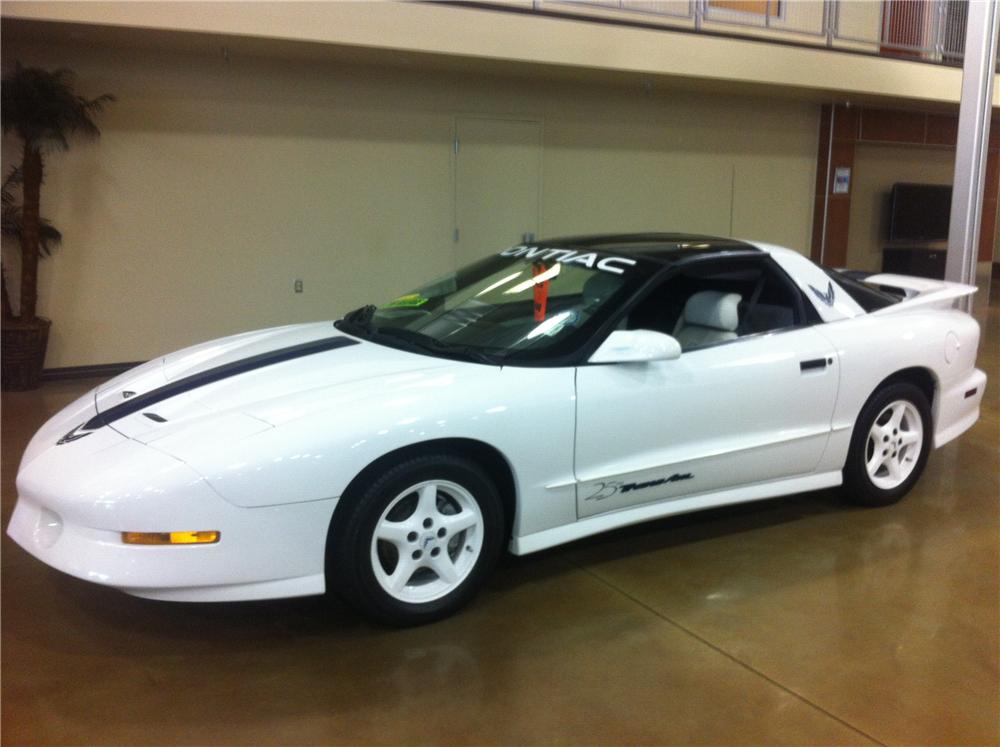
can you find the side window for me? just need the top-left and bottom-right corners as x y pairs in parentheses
(626, 258), (803, 351)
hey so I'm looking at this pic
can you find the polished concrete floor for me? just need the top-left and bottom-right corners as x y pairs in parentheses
(2, 303), (998, 746)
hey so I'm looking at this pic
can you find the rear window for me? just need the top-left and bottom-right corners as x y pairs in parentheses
(823, 269), (899, 313)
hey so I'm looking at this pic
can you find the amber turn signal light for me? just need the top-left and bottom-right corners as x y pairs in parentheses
(122, 531), (220, 545)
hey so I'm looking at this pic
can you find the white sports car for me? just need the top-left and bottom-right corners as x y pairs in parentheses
(8, 234), (986, 624)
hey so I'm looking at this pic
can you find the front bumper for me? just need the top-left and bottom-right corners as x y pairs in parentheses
(7, 426), (338, 602)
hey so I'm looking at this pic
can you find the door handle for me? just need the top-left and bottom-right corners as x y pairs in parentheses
(800, 357), (831, 372)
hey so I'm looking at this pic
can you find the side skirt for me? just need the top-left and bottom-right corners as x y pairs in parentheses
(510, 470), (843, 555)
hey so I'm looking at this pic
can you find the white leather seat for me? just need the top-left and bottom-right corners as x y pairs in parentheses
(673, 290), (742, 350)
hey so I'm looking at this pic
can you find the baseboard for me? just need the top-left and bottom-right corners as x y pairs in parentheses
(41, 361), (144, 382)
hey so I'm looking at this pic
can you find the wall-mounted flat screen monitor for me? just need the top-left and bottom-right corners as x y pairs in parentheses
(888, 183), (952, 241)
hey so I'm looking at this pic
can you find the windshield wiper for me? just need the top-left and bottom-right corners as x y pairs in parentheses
(434, 343), (500, 366)
(342, 304), (376, 330)
(339, 308), (500, 365)
(375, 327), (500, 366)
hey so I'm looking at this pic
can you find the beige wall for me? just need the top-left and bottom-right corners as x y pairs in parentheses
(2, 39), (818, 367)
(846, 144), (956, 272)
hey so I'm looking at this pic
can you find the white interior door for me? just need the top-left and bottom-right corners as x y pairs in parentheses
(454, 117), (542, 267)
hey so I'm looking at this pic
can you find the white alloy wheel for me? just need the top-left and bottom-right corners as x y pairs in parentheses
(370, 480), (484, 604)
(865, 399), (924, 490)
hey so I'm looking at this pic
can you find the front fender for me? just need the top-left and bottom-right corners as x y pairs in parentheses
(148, 364), (579, 540)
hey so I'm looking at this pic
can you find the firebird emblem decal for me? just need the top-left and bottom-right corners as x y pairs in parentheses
(57, 423), (94, 445)
(809, 281), (835, 307)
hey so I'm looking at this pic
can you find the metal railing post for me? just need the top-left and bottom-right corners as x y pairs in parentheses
(883, 0), (893, 46)
(822, 0), (835, 48)
(931, 0), (945, 62)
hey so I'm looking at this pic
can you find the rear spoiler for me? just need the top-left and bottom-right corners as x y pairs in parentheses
(862, 273), (978, 315)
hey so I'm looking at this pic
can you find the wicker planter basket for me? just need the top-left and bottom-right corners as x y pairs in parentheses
(2, 317), (51, 391)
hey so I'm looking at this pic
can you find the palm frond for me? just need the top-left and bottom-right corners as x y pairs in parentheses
(2, 167), (23, 207)
(2, 164), (62, 257)
(2, 63), (115, 151)
(38, 219), (63, 255)
(1, 203), (62, 256)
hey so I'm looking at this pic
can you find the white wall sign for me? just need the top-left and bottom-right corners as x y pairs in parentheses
(833, 166), (851, 195)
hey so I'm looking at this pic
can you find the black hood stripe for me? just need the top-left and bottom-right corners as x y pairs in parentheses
(81, 335), (359, 432)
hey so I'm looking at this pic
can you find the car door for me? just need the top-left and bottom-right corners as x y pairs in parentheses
(573, 257), (839, 518)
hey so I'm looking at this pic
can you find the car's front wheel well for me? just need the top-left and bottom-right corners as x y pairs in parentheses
(326, 438), (517, 567)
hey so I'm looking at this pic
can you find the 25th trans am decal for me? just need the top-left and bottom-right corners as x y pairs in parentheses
(500, 246), (638, 275)
(586, 473), (694, 502)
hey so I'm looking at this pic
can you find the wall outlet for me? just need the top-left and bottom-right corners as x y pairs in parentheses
(294, 279), (303, 293)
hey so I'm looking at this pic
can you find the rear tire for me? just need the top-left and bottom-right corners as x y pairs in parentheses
(329, 454), (504, 626)
(842, 382), (932, 507)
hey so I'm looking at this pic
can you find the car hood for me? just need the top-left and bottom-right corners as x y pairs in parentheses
(92, 321), (460, 444)
(94, 322), (353, 410)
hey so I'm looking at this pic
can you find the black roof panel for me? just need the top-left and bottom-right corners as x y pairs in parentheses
(532, 233), (760, 264)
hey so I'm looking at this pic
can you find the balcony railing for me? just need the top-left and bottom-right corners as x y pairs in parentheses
(525, 0), (972, 66)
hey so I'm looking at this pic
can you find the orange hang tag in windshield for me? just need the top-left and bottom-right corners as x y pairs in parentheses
(533, 263), (550, 322)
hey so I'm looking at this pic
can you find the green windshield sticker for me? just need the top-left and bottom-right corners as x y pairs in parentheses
(384, 293), (429, 308)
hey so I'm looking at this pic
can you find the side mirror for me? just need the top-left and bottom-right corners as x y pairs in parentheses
(588, 329), (682, 364)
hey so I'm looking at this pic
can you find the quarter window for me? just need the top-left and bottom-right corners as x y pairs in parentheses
(822, 268), (900, 313)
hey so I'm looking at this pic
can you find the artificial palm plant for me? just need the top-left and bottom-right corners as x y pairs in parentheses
(1, 63), (113, 389)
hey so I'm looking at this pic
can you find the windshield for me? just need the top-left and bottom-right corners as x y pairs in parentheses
(336, 246), (648, 364)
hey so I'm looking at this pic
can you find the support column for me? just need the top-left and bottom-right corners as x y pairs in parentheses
(945, 0), (999, 304)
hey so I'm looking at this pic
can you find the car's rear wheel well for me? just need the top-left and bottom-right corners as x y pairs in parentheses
(874, 367), (937, 414)
(326, 439), (517, 567)
(840, 367), (937, 476)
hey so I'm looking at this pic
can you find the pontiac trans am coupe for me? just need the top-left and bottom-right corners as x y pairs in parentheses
(8, 234), (987, 625)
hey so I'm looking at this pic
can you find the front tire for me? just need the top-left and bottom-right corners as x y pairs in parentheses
(330, 454), (504, 626)
(843, 382), (932, 507)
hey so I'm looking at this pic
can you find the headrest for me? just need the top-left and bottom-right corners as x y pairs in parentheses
(582, 272), (621, 306)
(683, 291), (742, 332)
